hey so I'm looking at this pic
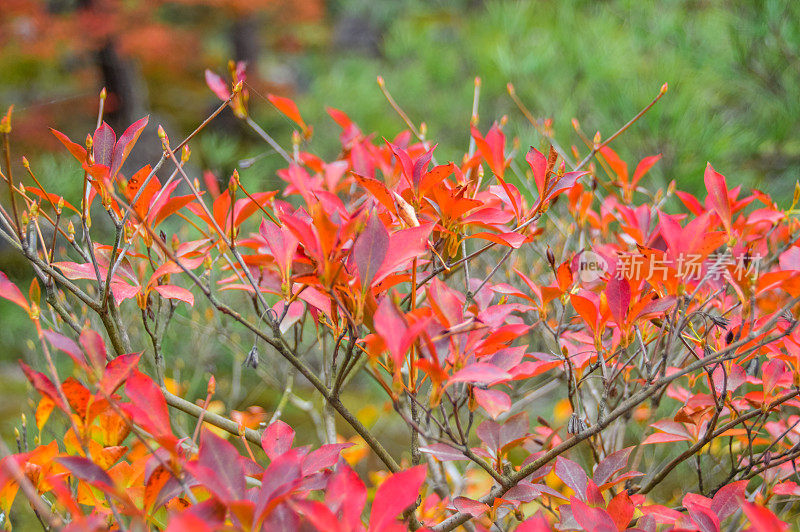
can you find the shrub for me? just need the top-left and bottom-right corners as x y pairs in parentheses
(0, 66), (798, 531)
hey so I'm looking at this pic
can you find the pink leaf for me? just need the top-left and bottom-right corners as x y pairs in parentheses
(0, 271), (28, 311)
(685, 500), (721, 532)
(641, 432), (691, 445)
(153, 284), (194, 306)
(593, 447), (633, 486)
(194, 430), (245, 502)
(368, 465), (427, 532)
(262, 421), (295, 460)
(711, 480), (748, 521)
(204, 69), (230, 100)
(326, 463), (367, 530)
(473, 388), (511, 419)
(79, 329), (107, 369)
(555, 457), (589, 500)
(419, 443), (468, 461)
(541, 171), (588, 205)
(43, 330), (84, 367)
(452, 496), (489, 517)
(448, 363), (510, 387)
(260, 219), (297, 279)
(373, 297), (409, 367)
(373, 223), (434, 285)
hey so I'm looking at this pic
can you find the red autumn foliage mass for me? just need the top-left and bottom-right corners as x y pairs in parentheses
(0, 66), (799, 531)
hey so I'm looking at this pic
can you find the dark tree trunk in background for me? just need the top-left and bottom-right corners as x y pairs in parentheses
(232, 16), (261, 68)
(97, 41), (147, 131)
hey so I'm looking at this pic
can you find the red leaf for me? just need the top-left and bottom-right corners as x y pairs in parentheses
(598, 146), (628, 182)
(704, 163), (732, 234)
(555, 457), (589, 500)
(268, 94), (309, 135)
(473, 388), (511, 419)
(0, 271), (29, 311)
(526, 146), (548, 197)
(93, 122), (116, 168)
(354, 213), (389, 288)
(468, 231), (528, 248)
(368, 465), (427, 532)
(121, 370), (173, 442)
(605, 276), (631, 328)
(50, 128), (87, 163)
(353, 173), (397, 213)
(204, 69), (230, 100)
(194, 430), (245, 502)
(98, 353), (141, 397)
(607, 490), (635, 530)
(19, 361), (66, 411)
(111, 115), (149, 179)
(373, 223), (434, 285)
(262, 421), (295, 460)
(631, 154), (662, 187)
(24, 187), (79, 214)
(153, 285), (194, 306)
(741, 501), (788, 532)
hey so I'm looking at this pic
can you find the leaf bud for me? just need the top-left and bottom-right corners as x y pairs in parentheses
(228, 170), (239, 194)
(660, 82), (669, 94)
(181, 144), (191, 164)
(592, 131), (602, 149)
(546, 246), (556, 269)
(67, 220), (75, 240)
(56, 197), (64, 215)
(376, 75), (385, 88)
(207, 375), (216, 396)
(0, 106), (12, 134)
(571, 118), (580, 131)
(85, 134), (93, 150)
(506, 82), (515, 95)
(21, 156), (29, 169)
(792, 181), (800, 209)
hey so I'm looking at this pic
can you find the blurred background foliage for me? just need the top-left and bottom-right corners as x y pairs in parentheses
(2, 0), (799, 196)
(0, 1), (797, 509)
